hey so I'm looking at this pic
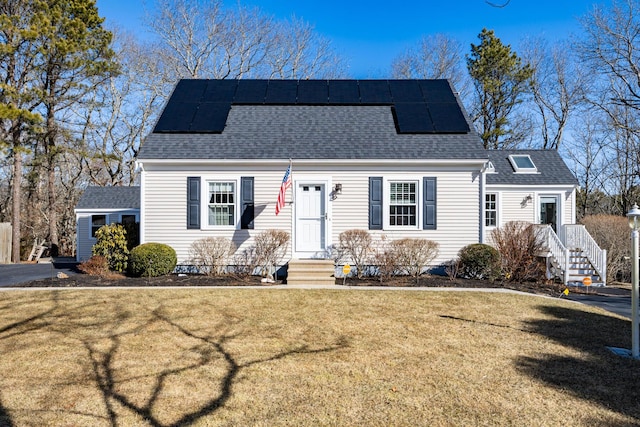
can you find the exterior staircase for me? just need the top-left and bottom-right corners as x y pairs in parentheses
(286, 259), (336, 286)
(539, 225), (607, 286)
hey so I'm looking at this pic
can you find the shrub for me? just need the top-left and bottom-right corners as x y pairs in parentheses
(78, 255), (109, 276)
(189, 237), (236, 276)
(491, 221), (545, 282)
(92, 223), (129, 272)
(391, 238), (439, 284)
(254, 230), (290, 279)
(581, 215), (630, 283)
(339, 229), (372, 279)
(458, 243), (501, 281)
(371, 236), (400, 283)
(129, 243), (177, 277)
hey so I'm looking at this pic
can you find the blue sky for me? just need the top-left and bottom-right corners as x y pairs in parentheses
(96, 0), (600, 77)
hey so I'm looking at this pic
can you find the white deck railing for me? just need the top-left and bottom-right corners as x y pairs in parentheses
(537, 225), (570, 285)
(559, 224), (607, 285)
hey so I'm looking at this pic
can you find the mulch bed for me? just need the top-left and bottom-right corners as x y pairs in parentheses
(18, 272), (574, 297)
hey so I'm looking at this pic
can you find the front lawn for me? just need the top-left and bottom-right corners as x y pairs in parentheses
(0, 289), (638, 426)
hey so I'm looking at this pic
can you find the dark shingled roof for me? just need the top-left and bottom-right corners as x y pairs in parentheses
(486, 150), (578, 186)
(75, 186), (140, 210)
(138, 79), (487, 161)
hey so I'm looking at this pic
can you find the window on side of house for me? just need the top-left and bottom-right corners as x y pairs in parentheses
(485, 193), (497, 227)
(389, 181), (417, 227)
(91, 214), (107, 238)
(207, 181), (235, 226)
(121, 214), (136, 225)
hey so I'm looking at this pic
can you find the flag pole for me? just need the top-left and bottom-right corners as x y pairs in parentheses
(289, 158), (294, 206)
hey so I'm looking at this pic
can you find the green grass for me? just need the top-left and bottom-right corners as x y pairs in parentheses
(0, 289), (638, 426)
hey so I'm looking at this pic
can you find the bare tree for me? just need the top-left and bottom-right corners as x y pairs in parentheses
(74, 29), (171, 186)
(577, 0), (640, 213)
(146, 0), (346, 80)
(267, 16), (346, 79)
(390, 34), (468, 97)
(522, 38), (587, 150)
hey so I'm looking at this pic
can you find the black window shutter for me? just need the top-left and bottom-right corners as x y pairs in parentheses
(187, 177), (201, 229)
(423, 177), (436, 230)
(369, 177), (383, 230)
(241, 177), (254, 229)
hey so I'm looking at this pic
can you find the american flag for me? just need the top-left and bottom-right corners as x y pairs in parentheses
(275, 164), (292, 215)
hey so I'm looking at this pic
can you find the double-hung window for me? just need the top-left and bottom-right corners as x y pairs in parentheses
(91, 215), (106, 238)
(208, 181), (235, 226)
(485, 193), (497, 227)
(389, 181), (417, 226)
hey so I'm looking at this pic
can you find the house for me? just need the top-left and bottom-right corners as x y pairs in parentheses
(74, 186), (140, 262)
(134, 79), (605, 284)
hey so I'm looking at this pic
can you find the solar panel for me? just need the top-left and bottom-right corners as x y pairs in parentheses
(358, 80), (392, 104)
(389, 80), (424, 102)
(297, 80), (328, 104)
(328, 80), (360, 104)
(170, 80), (208, 102)
(153, 101), (200, 132)
(189, 102), (231, 133)
(234, 80), (268, 104)
(393, 103), (435, 133)
(265, 80), (298, 104)
(201, 80), (237, 102)
(419, 80), (457, 103)
(427, 103), (469, 133)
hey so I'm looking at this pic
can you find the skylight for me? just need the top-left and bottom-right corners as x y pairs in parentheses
(508, 154), (537, 173)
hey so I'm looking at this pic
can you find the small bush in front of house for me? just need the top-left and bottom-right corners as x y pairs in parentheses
(371, 236), (400, 283)
(491, 221), (545, 282)
(339, 229), (372, 279)
(129, 243), (177, 277)
(458, 243), (501, 281)
(78, 255), (110, 276)
(391, 238), (439, 284)
(189, 236), (236, 276)
(254, 229), (290, 279)
(92, 223), (129, 272)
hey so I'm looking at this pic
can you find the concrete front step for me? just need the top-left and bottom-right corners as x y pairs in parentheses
(287, 259), (335, 285)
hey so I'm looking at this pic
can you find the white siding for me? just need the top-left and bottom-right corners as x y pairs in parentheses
(142, 163), (482, 266)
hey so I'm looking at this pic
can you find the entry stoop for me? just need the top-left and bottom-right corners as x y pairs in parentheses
(287, 259), (335, 285)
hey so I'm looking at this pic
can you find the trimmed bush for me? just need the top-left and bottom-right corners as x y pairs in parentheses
(339, 229), (372, 279)
(391, 238), (439, 284)
(129, 243), (177, 277)
(254, 229), (289, 279)
(458, 243), (501, 280)
(189, 236), (236, 276)
(92, 223), (129, 272)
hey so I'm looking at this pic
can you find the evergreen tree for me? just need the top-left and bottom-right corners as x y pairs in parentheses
(467, 28), (533, 149)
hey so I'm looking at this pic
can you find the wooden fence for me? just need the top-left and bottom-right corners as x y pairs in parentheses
(0, 223), (11, 264)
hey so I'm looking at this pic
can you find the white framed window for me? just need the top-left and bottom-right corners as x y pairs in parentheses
(508, 154), (537, 173)
(91, 214), (107, 238)
(207, 181), (236, 226)
(485, 193), (497, 227)
(389, 181), (418, 227)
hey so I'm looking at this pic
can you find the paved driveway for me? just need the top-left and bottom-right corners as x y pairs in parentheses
(0, 262), (77, 287)
(567, 289), (634, 319)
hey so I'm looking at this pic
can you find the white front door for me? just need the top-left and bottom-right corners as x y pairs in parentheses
(295, 183), (326, 254)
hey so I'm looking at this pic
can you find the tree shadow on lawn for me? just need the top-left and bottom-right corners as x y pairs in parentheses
(78, 300), (348, 426)
(0, 292), (348, 426)
(517, 304), (640, 425)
